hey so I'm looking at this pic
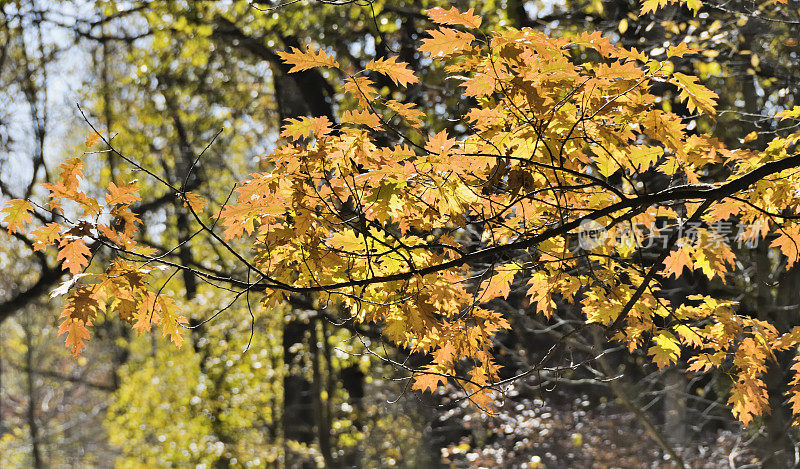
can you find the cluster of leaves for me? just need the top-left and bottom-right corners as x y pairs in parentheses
(5, 4), (800, 428)
(1, 147), (190, 357)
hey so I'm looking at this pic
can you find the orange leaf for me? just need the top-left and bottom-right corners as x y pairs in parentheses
(85, 129), (104, 148)
(341, 109), (382, 128)
(384, 100), (423, 127)
(343, 76), (378, 106)
(419, 28), (474, 58)
(58, 319), (91, 358)
(365, 56), (418, 87)
(183, 191), (206, 214)
(478, 265), (517, 301)
(663, 246), (693, 278)
(426, 6), (482, 29)
(276, 46), (339, 73)
(411, 371), (446, 393)
(1, 199), (33, 234)
(31, 222), (61, 251)
(772, 226), (800, 269)
(280, 116), (333, 142)
(57, 237), (92, 274)
(424, 130), (456, 155)
(105, 180), (141, 206)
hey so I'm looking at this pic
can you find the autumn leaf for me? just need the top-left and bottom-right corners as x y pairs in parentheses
(105, 180), (141, 206)
(419, 28), (474, 57)
(478, 265), (518, 301)
(57, 237), (92, 274)
(365, 56), (418, 87)
(384, 100), (423, 127)
(183, 191), (206, 213)
(424, 130), (456, 155)
(670, 72), (718, 116)
(426, 6), (482, 29)
(663, 246), (693, 278)
(280, 116), (333, 141)
(276, 46), (339, 73)
(640, 0), (671, 15)
(411, 371), (446, 393)
(85, 129), (104, 148)
(343, 75), (378, 106)
(58, 318), (91, 358)
(649, 331), (681, 369)
(31, 222), (62, 251)
(1, 199), (33, 234)
(772, 226), (800, 268)
(341, 109), (382, 128)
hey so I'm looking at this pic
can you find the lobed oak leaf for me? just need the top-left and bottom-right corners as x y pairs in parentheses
(105, 180), (141, 206)
(31, 222), (62, 251)
(649, 331), (681, 369)
(527, 272), (556, 318)
(426, 6), (482, 29)
(280, 116), (333, 142)
(58, 319), (91, 358)
(343, 76), (378, 106)
(85, 129), (105, 148)
(640, 0), (671, 15)
(182, 191), (206, 213)
(276, 46), (339, 73)
(57, 237), (92, 274)
(365, 56), (418, 87)
(670, 72), (718, 116)
(433, 342), (457, 365)
(478, 265), (518, 301)
(424, 130), (456, 155)
(157, 296), (188, 349)
(412, 371), (447, 393)
(419, 28), (474, 58)
(663, 246), (693, 278)
(1, 199), (33, 234)
(384, 100), (423, 127)
(771, 226), (800, 269)
(341, 109), (382, 128)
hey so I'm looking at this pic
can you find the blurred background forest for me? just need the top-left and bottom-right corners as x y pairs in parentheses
(1, 0), (800, 467)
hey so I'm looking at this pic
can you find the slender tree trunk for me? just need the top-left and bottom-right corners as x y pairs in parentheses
(310, 319), (334, 467)
(23, 324), (43, 469)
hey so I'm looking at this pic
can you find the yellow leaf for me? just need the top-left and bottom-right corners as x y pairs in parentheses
(663, 246), (693, 278)
(343, 76), (378, 106)
(478, 264), (518, 301)
(649, 331), (681, 369)
(365, 56), (418, 87)
(275, 46), (339, 73)
(419, 28), (474, 58)
(743, 131), (758, 143)
(772, 226), (800, 269)
(426, 6), (482, 29)
(384, 100), (423, 127)
(1, 199), (33, 234)
(85, 129), (104, 148)
(670, 72), (718, 116)
(341, 109), (382, 128)
(183, 191), (206, 214)
(280, 116), (333, 141)
(31, 222), (61, 251)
